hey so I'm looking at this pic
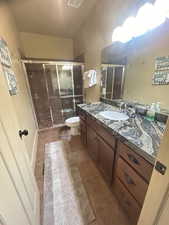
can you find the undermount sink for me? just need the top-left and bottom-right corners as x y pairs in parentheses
(99, 111), (129, 121)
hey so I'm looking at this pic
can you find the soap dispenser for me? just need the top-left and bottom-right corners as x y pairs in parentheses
(146, 103), (156, 121)
(155, 102), (161, 112)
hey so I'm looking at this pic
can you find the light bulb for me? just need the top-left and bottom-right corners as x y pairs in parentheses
(154, 0), (169, 18)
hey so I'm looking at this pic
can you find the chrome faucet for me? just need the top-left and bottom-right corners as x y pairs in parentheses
(120, 102), (127, 113)
(120, 102), (136, 118)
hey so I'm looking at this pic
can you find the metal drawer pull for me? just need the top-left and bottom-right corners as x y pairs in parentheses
(124, 172), (135, 185)
(127, 153), (140, 165)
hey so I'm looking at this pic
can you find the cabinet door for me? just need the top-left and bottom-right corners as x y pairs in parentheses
(80, 119), (86, 145)
(87, 126), (98, 162)
(97, 137), (115, 183)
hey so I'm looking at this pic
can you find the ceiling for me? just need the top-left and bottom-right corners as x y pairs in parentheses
(8, 0), (97, 38)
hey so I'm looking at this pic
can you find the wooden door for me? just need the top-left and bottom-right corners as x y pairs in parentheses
(97, 137), (115, 184)
(0, 155), (30, 225)
(0, 64), (39, 225)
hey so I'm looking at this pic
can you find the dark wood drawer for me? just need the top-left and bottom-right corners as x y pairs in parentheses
(117, 157), (148, 205)
(118, 142), (153, 182)
(97, 125), (116, 149)
(86, 115), (116, 149)
(114, 178), (141, 225)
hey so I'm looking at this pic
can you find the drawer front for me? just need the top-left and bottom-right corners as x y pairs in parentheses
(117, 157), (148, 205)
(118, 142), (153, 182)
(86, 115), (116, 149)
(114, 178), (141, 225)
(96, 124), (116, 149)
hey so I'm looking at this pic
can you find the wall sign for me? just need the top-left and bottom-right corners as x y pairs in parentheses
(153, 56), (169, 85)
(0, 38), (12, 67)
(0, 38), (17, 95)
(3, 67), (17, 95)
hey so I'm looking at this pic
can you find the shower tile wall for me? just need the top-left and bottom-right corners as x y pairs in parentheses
(25, 63), (83, 129)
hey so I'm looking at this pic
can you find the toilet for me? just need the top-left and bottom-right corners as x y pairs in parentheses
(65, 116), (80, 136)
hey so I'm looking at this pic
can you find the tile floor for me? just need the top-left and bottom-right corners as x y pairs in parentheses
(35, 127), (131, 225)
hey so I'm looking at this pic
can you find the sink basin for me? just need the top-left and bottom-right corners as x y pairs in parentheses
(99, 111), (129, 121)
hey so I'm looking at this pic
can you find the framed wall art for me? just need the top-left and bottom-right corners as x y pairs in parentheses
(0, 38), (12, 67)
(153, 56), (169, 85)
(3, 67), (17, 96)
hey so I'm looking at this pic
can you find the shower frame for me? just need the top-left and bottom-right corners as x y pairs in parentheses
(22, 60), (84, 130)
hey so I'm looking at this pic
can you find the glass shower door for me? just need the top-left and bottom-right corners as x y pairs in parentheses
(57, 65), (75, 120)
(44, 64), (64, 125)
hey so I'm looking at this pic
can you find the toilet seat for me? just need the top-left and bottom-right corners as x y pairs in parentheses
(65, 116), (80, 128)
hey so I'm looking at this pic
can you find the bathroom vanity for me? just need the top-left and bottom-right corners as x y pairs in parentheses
(77, 102), (166, 224)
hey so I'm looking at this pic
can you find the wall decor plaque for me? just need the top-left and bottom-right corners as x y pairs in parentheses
(3, 67), (17, 96)
(153, 56), (169, 85)
(0, 38), (12, 67)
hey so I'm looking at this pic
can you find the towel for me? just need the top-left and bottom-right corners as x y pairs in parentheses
(83, 70), (97, 88)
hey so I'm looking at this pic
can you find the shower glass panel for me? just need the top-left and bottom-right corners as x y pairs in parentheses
(44, 65), (64, 125)
(57, 65), (73, 96)
(101, 65), (125, 100)
(24, 62), (84, 129)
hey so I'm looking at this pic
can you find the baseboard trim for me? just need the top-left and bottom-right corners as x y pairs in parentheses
(31, 130), (38, 171)
(39, 123), (65, 132)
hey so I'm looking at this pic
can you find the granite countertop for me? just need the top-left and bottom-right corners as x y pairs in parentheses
(78, 102), (166, 165)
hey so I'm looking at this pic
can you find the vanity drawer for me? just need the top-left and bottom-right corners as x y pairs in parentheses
(96, 124), (116, 149)
(114, 178), (141, 225)
(117, 157), (148, 205)
(86, 116), (116, 149)
(118, 142), (153, 182)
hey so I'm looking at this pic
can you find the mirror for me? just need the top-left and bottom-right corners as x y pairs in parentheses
(101, 22), (169, 111)
(101, 65), (125, 100)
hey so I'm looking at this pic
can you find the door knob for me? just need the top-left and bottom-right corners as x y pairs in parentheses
(19, 129), (28, 139)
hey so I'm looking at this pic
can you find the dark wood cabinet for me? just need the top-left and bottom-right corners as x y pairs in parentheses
(78, 108), (153, 225)
(114, 178), (141, 225)
(80, 119), (87, 145)
(87, 126), (98, 162)
(118, 142), (153, 182)
(97, 137), (115, 184)
(116, 157), (149, 205)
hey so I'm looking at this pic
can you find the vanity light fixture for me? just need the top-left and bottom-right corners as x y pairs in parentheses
(155, 0), (169, 18)
(112, 0), (168, 43)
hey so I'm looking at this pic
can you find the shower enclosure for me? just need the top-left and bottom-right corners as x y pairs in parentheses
(23, 61), (84, 129)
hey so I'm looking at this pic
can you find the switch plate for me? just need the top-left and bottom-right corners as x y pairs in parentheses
(155, 161), (167, 175)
